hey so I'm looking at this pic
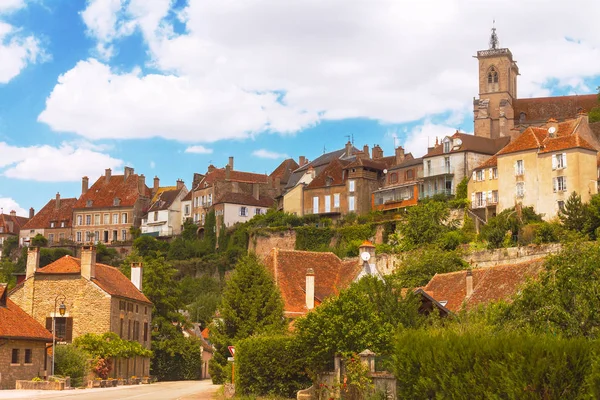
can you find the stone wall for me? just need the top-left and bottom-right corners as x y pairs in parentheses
(249, 230), (296, 261)
(0, 339), (48, 390)
(465, 243), (561, 268)
(15, 380), (65, 390)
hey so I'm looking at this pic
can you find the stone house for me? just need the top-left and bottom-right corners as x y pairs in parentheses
(19, 193), (77, 247)
(0, 210), (29, 258)
(372, 153), (423, 212)
(270, 158), (300, 210)
(73, 167), (151, 245)
(9, 246), (153, 378)
(141, 178), (188, 237)
(0, 284), (53, 389)
(421, 132), (509, 199)
(213, 191), (275, 232)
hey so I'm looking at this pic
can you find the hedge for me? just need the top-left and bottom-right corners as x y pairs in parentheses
(392, 329), (600, 399)
(295, 226), (334, 251)
(236, 335), (311, 398)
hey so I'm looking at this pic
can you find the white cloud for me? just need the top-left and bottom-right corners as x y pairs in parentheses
(0, 0), (25, 14)
(0, 141), (124, 182)
(0, 197), (27, 217)
(252, 149), (289, 159)
(150, 160), (156, 168)
(40, 1), (600, 144)
(402, 121), (459, 158)
(184, 145), (213, 154)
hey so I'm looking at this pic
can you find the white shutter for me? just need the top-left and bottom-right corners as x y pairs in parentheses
(553, 178), (557, 193)
(488, 168), (493, 180)
(514, 162), (518, 176)
(471, 192), (475, 205)
(472, 171), (476, 181)
(563, 177), (567, 191)
(487, 190), (492, 200)
(563, 153), (567, 168)
(552, 155), (557, 170)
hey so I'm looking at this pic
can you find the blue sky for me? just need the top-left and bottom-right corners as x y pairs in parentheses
(1, 0), (599, 215)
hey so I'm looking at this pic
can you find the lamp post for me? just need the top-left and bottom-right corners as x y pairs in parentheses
(52, 294), (67, 377)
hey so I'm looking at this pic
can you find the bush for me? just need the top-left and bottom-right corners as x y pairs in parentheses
(392, 329), (600, 399)
(295, 226), (334, 251)
(54, 345), (89, 387)
(152, 336), (203, 381)
(437, 230), (464, 251)
(236, 335), (311, 397)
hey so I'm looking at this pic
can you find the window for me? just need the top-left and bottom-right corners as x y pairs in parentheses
(103, 214), (110, 224)
(103, 230), (109, 243)
(112, 214), (119, 224)
(516, 182), (525, 198)
(492, 168), (498, 179)
(515, 160), (524, 176)
(119, 300), (126, 311)
(348, 180), (355, 192)
(59, 233), (64, 241)
(94, 214), (100, 225)
(77, 215), (82, 226)
(120, 318), (124, 338)
(144, 322), (148, 342)
(11, 349), (19, 364)
(86, 200), (93, 207)
(255, 208), (263, 215)
(53, 317), (73, 342)
(133, 321), (140, 342)
(553, 153), (567, 170)
(113, 198), (120, 206)
(444, 157), (451, 173)
(122, 230), (127, 241)
(154, 211), (159, 222)
(145, 306), (148, 315)
(427, 160), (432, 175)
(487, 67), (499, 84)
(443, 140), (450, 153)
(48, 234), (54, 244)
(50, 221), (55, 228)
(476, 170), (484, 181)
(492, 190), (499, 204)
(348, 196), (355, 212)
(94, 231), (99, 242)
(86, 215), (91, 225)
(325, 195), (331, 213)
(60, 221), (65, 228)
(136, 304), (139, 313)
(240, 207), (248, 217)
(390, 173), (398, 184)
(313, 197), (319, 214)
(185, 205), (190, 215)
(122, 213), (128, 224)
(128, 320), (131, 340)
(76, 231), (82, 242)
(519, 112), (526, 124)
(113, 230), (118, 241)
(554, 176), (567, 192)
(334, 194), (340, 208)
(406, 169), (414, 180)
(476, 192), (485, 208)
(24, 349), (32, 364)
(558, 200), (565, 212)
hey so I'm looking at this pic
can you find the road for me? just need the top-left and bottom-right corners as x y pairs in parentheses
(1, 380), (220, 400)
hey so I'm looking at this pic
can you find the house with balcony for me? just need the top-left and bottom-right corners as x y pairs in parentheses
(421, 132), (510, 199)
(141, 179), (188, 237)
(19, 193), (77, 247)
(372, 154), (423, 212)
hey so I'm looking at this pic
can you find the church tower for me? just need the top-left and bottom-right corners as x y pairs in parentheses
(473, 25), (520, 138)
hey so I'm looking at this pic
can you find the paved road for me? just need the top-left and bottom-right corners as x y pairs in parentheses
(1, 380), (220, 400)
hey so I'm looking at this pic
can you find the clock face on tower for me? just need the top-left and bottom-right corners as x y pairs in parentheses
(360, 251), (371, 262)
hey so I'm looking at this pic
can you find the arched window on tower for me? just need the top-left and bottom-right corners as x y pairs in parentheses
(487, 67), (499, 92)
(519, 112), (526, 124)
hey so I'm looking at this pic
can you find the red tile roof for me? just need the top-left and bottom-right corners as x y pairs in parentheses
(270, 159), (300, 184)
(36, 256), (152, 304)
(514, 94), (599, 123)
(424, 132), (510, 158)
(0, 286), (53, 341)
(202, 168), (268, 186)
(22, 197), (77, 230)
(74, 173), (150, 209)
(264, 249), (362, 317)
(474, 155), (498, 171)
(343, 158), (389, 171)
(306, 158), (350, 189)
(0, 213), (29, 234)
(214, 192), (275, 208)
(147, 187), (184, 212)
(422, 260), (544, 312)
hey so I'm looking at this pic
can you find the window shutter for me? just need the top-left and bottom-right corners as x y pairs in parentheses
(46, 317), (52, 332)
(471, 193), (475, 204)
(487, 191), (492, 200)
(488, 168), (493, 180)
(552, 155), (557, 170)
(472, 171), (476, 180)
(514, 162), (517, 176)
(553, 178), (557, 193)
(563, 153), (567, 168)
(564, 177), (567, 191)
(65, 317), (73, 342)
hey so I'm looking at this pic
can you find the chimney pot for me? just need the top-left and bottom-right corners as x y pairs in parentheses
(228, 156), (234, 170)
(363, 145), (370, 159)
(29, 207), (35, 219)
(26, 247), (40, 279)
(55, 192), (61, 210)
(176, 179), (184, 190)
(306, 268), (315, 310)
(131, 262), (143, 292)
(299, 156), (306, 167)
(105, 168), (112, 183)
(82, 176), (89, 195)
(9, 210), (16, 217)
(138, 174), (146, 195)
(225, 165), (231, 180)
(153, 176), (160, 193)
(81, 246), (96, 280)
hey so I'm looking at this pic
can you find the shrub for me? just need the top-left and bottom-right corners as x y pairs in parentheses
(533, 221), (561, 244)
(54, 345), (89, 387)
(295, 226), (334, 251)
(437, 230), (463, 251)
(392, 329), (600, 399)
(236, 335), (311, 398)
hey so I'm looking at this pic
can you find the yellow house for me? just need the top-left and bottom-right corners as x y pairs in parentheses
(469, 116), (599, 221)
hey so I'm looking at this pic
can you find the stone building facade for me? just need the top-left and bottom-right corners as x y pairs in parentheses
(372, 153), (423, 211)
(19, 193), (77, 246)
(0, 210), (29, 258)
(9, 247), (152, 379)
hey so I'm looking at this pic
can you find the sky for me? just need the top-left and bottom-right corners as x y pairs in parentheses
(1, 0), (600, 216)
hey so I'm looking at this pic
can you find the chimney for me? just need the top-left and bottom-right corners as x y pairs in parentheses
(105, 168), (112, 183)
(55, 192), (61, 210)
(26, 247), (40, 279)
(363, 145), (370, 159)
(124, 166), (134, 180)
(81, 245), (96, 280)
(225, 164), (231, 180)
(372, 145), (384, 160)
(131, 262), (143, 292)
(306, 268), (315, 310)
(10, 210), (16, 217)
(153, 176), (160, 193)
(466, 269), (473, 298)
(29, 207), (34, 219)
(0, 284), (6, 308)
(578, 109), (589, 124)
(138, 174), (146, 195)
(345, 141), (353, 157)
(176, 179), (184, 190)
(82, 176), (89, 195)
(207, 165), (215, 174)
(252, 183), (260, 200)
(299, 156), (306, 167)
(228, 156), (234, 170)
(395, 146), (405, 165)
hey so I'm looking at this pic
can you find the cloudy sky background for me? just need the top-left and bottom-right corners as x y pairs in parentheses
(1, 0), (600, 215)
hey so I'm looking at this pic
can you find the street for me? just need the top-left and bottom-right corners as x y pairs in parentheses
(0, 380), (220, 400)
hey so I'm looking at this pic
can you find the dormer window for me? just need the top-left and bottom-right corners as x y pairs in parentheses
(325, 177), (333, 186)
(86, 200), (93, 207)
(113, 197), (120, 206)
(443, 140), (450, 154)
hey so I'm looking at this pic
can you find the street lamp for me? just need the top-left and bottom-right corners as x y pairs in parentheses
(52, 294), (67, 377)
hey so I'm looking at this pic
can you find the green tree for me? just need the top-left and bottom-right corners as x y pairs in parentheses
(559, 191), (589, 233)
(392, 247), (467, 288)
(204, 210), (217, 251)
(181, 219), (199, 241)
(399, 201), (450, 249)
(133, 236), (169, 258)
(0, 259), (16, 287)
(209, 254), (285, 383)
(95, 242), (121, 266)
(39, 248), (73, 268)
(31, 234), (48, 247)
(54, 345), (90, 387)
(1, 236), (18, 260)
(480, 206), (542, 248)
(456, 177), (469, 200)
(590, 86), (600, 123)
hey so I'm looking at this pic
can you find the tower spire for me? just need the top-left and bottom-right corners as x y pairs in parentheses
(489, 20), (499, 50)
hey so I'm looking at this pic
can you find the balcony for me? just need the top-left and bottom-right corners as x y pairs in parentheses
(423, 167), (453, 178)
(419, 188), (454, 199)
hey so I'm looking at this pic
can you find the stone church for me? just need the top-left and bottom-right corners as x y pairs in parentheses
(473, 27), (599, 140)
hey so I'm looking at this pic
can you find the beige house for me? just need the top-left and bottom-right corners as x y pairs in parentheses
(9, 247), (153, 378)
(214, 192), (275, 232)
(19, 193), (77, 246)
(467, 155), (500, 222)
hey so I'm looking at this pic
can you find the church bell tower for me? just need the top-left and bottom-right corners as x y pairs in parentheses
(473, 25), (520, 139)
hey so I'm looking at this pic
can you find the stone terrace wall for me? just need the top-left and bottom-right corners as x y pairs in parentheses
(249, 229), (296, 261)
(465, 243), (562, 268)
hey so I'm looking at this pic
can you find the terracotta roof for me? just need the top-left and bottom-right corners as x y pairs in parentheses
(343, 158), (389, 171)
(306, 159), (350, 189)
(514, 94), (599, 123)
(474, 155), (498, 170)
(182, 190), (193, 202)
(286, 146), (358, 189)
(422, 260), (544, 312)
(264, 248), (362, 317)
(388, 155), (421, 171)
(201, 168), (268, 186)
(424, 132), (510, 158)
(214, 192), (275, 208)
(22, 197), (77, 230)
(147, 187), (184, 212)
(35, 256), (152, 304)
(0, 213), (29, 234)
(74, 173), (150, 209)
(0, 286), (53, 341)
(270, 159), (300, 185)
